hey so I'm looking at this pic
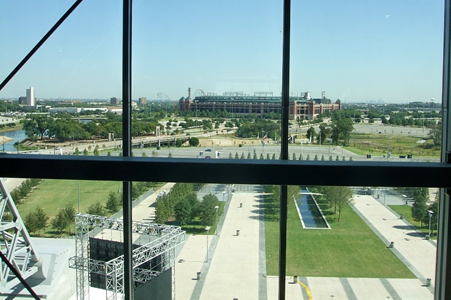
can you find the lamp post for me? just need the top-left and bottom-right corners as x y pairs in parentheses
(215, 205), (219, 227)
(427, 210), (434, 240)
(205, 226), (211, 262)
(401, 195), (407, 219)
(222, 191), (225, 202)
(78, 180), (80, 213)
(383, 187), (386, 205)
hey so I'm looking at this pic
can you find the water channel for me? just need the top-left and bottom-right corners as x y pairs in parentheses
(294, 187), (330, 229)
(1, 129), (27, 152)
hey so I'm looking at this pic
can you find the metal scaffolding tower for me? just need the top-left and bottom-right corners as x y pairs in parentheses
(69, 213), (185, 300)
(0, 178), (41, 292)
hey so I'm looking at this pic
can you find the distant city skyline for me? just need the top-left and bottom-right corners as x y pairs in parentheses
(0, 1), (445, 103)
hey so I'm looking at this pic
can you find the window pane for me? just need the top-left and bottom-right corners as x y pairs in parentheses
(0, 1), (122, 157)
(290, 1), (444, 163)
(133, 1), (282, 160)
(127, 182), (274, 299)
(286, 185), (437, 299)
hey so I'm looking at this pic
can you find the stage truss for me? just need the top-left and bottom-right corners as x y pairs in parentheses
(69, 213), (185, 300)
(0, 178), (40, 293)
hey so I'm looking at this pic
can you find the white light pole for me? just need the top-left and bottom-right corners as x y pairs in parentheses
(215, 205), (219, 228)
(78, 180), (80, 213)
(401, 195), (407, 219)
(428, 210), (434, 240)
(222, 191), (225, 201)
(205, 226), (211, 262)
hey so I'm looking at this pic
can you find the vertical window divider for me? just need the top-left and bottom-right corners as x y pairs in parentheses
(122, 0), (133, 299)
(436, 1), (451, 299)
(279, 0), (291, 299)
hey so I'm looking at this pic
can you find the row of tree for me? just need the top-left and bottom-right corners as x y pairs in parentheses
(154, 183), (219, 226)
(407, 188), (438, 234)
(24, 203), (76, 235)
(21, 113), (160, 142)
(227, 151), (353, 161)
(310, 186), (354, 221)
(9, 178), (42, 204)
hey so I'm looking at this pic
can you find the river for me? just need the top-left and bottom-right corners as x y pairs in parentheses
(1, 129), (27, 152)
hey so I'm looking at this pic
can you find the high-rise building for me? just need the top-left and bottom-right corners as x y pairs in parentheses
(138, 97), (147, 105)
(18, 96), (27, 105)
(26, 87), (35, 107)
(110, 97), (120, 105)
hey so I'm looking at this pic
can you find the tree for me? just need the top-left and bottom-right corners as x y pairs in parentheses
(63, 204), (76, 234)
(325, 186), (354, 221)
(174, 197), (192, 225)
(428, 201), (438, 236)
(198, 194), (219, 226)
(52, 210), (70, 234)
(106, 191), (120, 213)
(51, 204), (75, 234)
(317, 123), (330, 145)
(35, 207), (49, 235)
(21, 115), (52, 140)
(93, 145), (100, 156)
(75, 147), (80, 155)
(306, 126), (316, 142)
(83, 149), (89, 156)
(87, 202), (105, 216)
(429, 124), (441, 146)
(330, 118), (354, 146)
(24, 212), (39, 235)
(412, 195), (428, 227)
(175, 139), (182, 147)
(155, 195), (170, 224)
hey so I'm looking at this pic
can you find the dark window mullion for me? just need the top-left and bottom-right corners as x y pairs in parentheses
(436, 0), (451, 298)
(279, 0), (291, 298)
(122, 0), (133, 299)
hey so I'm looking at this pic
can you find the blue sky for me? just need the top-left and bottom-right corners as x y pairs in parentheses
(0, 0), (444, 103)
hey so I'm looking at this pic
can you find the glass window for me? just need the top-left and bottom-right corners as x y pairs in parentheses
(0, 1), (450, 300)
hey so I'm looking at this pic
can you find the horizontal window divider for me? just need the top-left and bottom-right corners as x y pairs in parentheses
(1, 155), (449, 188)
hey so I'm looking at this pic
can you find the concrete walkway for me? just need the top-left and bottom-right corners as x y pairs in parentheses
(174, 191), (264, 300)
(170, 188), (436, 299)
(131, 182), (175, 222)
(353, 195), (436, 286)
(199, 192), (262, 300)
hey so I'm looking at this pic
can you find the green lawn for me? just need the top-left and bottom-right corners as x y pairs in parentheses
(265, 191), (415, 278)
(389, 205), (436, 240)
(18, 179), (120, 235)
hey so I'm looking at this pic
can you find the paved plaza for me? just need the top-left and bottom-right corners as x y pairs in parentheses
(169, 185), (435, 300)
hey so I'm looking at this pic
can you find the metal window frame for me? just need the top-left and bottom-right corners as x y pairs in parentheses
(1, 0), (451, 299)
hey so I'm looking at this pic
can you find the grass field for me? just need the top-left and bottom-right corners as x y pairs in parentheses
(17, 179), (120, 235)
(348, 132), (440, 158)
(264, 189), (415, 278)
(388, 205), (436, 240)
